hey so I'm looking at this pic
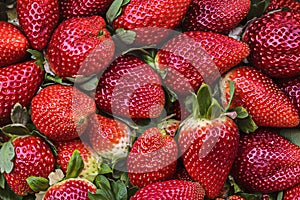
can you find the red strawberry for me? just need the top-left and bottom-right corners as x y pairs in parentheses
(265, 0), (300, 13)
(60, 0), (114, 20)
(284, 184), (300, 200)
(173, 167), (194, 182)
(43, 178), (97, 200)
(232, 128), (300, 193)
(0, 61), (44, 126)
(95, 55), (165, 119)
(46, 16), (114, 78)
(221, 66), (299, 127)
(242, 11), (300, 78)
(183, 0), (250, 33)
(228, 195), (246, 200)
(131, 180), (205, 200)
(0, 22), (29, 66)
(4, 136), (55, 196)
(156, 31), (250, 96)
(127, 127), (178, 188)
(17, 0), (59, 50)
(31, 85), (96, 141)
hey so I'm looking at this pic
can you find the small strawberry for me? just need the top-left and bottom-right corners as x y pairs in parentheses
(127, 127), (178, 188)
(43, 178), (97, 200)
(232, 128), (300, 193)
(95, 55), (165, 119)
(284, 184), (300, 200)
(3, 136), (55, 196)
(265, 0), (300, 13)
(228, 195), (246, 200)
(31, 85), (96, 141)
(242, 11), (300, 78)
(0, 21), (29, 66)
(221, 66), (299, 127)
(0, 61), (44, 126)
(131, 180), (205, 200)
(17, 0), (60, 50)
(46, 16), (114, 78)
(156, 31), (250, 96)
(183, 0), (251, 33)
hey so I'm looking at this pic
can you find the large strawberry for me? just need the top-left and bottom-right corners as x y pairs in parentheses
(284, 184), (300, 200)
(17, 0), (59, 50)
(232, 128), (300, 193)
(156, 31), (250, 96)
(265, 0), (300, 13)
(3, 136), (55, 196)
(183, 0), (250, 33)
(242, 11), (300, 78)
(46, 16), (114, 78)
(221, 66), (299, 127)
(127, 127), (178, 188)
(31, 85), (96, 141)
(0, 61), (44, 126)
(178, 84), (240, 198)
(0, 21), (29, 66)
(95, 55), (165, 119)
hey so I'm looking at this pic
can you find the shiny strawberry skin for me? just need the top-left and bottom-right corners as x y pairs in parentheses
(17, 0), (59, 50)
(265, 0), (300, 13)
(284, 184), (300, 200)
(43, 178), (97, 200)
(31, 85), (96, 141)
(156, 31), (250, 95)
(232, 129), (300, 193)
(4, 136), (55, 196)
(60, 0), (114, 19)
(46, 16), (114, 78)
(183, 0), (250, 33)
(0, 22), (29, 66)
(127, 127), (178, 188)
(178, 116), (239, 198)
(222, 66), (299, 127)
(0, 61), (44, 126)
(95, 55), (165, 119)
(242, 11), (300, 78)
(131, 180), (205, 200)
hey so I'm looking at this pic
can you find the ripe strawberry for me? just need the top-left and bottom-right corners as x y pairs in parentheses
(127, 127), (178, 188)
(156, 31), (250, 96)
(46, 16), (114, 78)
(17, 0), (59, 50)
(43, 178), (97, 200)
(131, 180), (205, 200)
(31, 85), (96, 141)
(4, 136), (55, 196)
(0, 61), (44, 126)
(221, 66), (299, 127)
(284, 184), (300, 200)
(0, 22), (29, 66)
(60, 0), (114, 20)
(242, 11), (300, 78)
(265, 0), (300, 13)
(95, 55), (165, 119)
(228, 196), (245, 200)
(183, 0), (250, 33)
(232, 128), (300, 193)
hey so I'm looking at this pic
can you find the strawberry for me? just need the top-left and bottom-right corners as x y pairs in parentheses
(0, 22), (29, 66)
(131, 180), (205, 200)
(228, 195), (245, 200)
(242, 11), (300, 78)
(173, 166), (194, 182)
(0, 61), (44, 126)
(156, 31), (250, 96)
(17, 0), (59, 50)
(87, 114), (132, 161)
(158, 118), (181, 137)
(95, 55), (165, 119)
(284, 184), (300, 200)
(232, 128), (300, 193)
(31, 85), (96, 141)
(221, 66), (300, 127)
(4, 136), (55, 196)
(127, 127), (178, 188)
(43, 178), (97, 200)
(183, 0), (250, 33)
(265, 0), (300, 13)
(46, 16), (114, 78)
(60, 0), (114, 20)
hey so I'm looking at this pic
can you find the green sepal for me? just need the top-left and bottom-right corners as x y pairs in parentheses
(225, 80), (235, 111)
(114, 28), (136, 45)
(276, 191), (283, 200)
(246, 0), (270, 20)
(0, 173), (5, 189)
(65, 150), (84, 179)
(10, 103), (28, 125)
(94, 175), (114, 200)
(197, 84), (212, 119)
(88, 191), (111, 200)
(1, 124), (30, 136)
(26, 176), (50, 192)
(99, 163), (113, 175)
(106, 0), (130, 25)
(0, 183), (23, 200)
(0, 141), (15, 174)
(207, 99), (222, 119)
(127, 186), (139, 198)
(236, 115), (258, 133)
(27, 49), (45, 70)
(111, 180), (127, 200)
(228, 175), (243, 193)
(278, 128), (300, 147)
(44, 74), (65, 85)
(229, 106), (249, 119)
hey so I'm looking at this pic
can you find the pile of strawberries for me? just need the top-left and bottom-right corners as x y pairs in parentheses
(0, 0), (300, 199)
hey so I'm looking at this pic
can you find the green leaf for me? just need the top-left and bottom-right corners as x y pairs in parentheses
(27, 49), (45, 70)
(0, 173), (5, 189)
(99, 163), (113, 175)
(44, 74), (64, 85)
(207, 99), (222, 119)
(197, 84), (212, 118)
(127, 186), (139, 199)
(278, 129), (300, 147)
(26, 176), (49, 192)
(225, 81), (235, 111)
(0, 141), (15, 173)
(1, 124), (30, 136)
(277, 191), (283, 200)
(230, 107), (249, 119)
(65, 150), (84, 179)
(247, 0), (270, 20)
(0, 183), (23, 200)
(94, 175), (114, 200)
(88, 191), (111, 200)
(236, 115), (258, 133)
(111, 180), (127, 200)
(228, 175), (243, 193)
(10, 103), (28, 125)
(115, 28), (136, 45)
(106, 0), (130, 25)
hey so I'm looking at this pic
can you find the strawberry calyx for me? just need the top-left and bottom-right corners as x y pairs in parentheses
(106, 0), (130, 25)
